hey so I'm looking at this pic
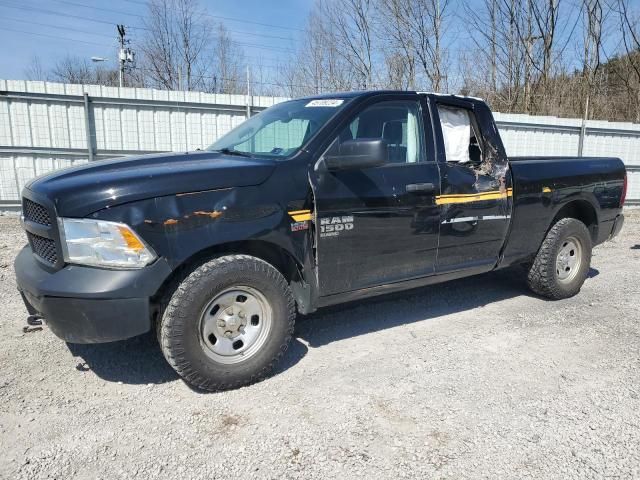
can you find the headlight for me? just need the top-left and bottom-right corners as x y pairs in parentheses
(59, 218), (156, 269)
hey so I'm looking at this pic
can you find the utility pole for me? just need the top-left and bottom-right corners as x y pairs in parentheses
(117, 25), (135, 88)
(117, 25), (126, 87)
(246, 65), (252, 119)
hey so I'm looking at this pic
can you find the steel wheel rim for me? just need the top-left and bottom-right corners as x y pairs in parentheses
(556, 236), (582, 284)
(198, 286), (272, 365)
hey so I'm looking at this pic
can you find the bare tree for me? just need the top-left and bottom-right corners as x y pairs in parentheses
(208, 24), (246, 94)
(26, 0), (640, 122)
(377, 0), (451, 91)
(462, 0), (524, 110)
(319, 0), (377, 89)
(580, 0), (603, 120)
(50, 56), (93, 84)
(282, 2), (355, 96)
(24, 56), (48, 82)
(378, 0), (417, 89)
(140, 0), (179, 89)
(48, 55), (120, 86)
(140, 0), (214, 90)
(611, 0), (640, 120)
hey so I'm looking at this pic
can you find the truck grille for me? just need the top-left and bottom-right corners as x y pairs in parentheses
(22, 196), (61, 267)
(27, 232), (58, 265)
(23, 198), (52, 226)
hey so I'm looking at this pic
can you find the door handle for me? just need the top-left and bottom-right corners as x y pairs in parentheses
(406, 182), (435, 194)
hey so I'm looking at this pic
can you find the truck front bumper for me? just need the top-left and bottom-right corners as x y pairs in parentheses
(14, 246), (172, 344)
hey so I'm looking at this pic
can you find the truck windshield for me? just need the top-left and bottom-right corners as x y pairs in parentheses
(207, 98), (350, 158)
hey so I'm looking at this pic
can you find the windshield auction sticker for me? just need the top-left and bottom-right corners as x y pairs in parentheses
(305, 99), (344, 107)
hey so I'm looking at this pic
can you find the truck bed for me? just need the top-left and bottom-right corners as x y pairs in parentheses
(501, 156), (626, 266)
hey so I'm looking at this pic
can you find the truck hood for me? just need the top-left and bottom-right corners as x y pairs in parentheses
(26, 151), (277, 217)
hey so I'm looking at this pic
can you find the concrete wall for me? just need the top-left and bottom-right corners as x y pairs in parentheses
(1, 79), (638, 205)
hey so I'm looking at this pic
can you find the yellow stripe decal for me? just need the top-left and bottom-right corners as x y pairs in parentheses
(436, 189), (513, 205)
(289, 209), (312, 222)
(291, 213), (312, 222)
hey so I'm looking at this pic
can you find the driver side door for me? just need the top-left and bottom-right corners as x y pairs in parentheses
(310, 95), (441, 296)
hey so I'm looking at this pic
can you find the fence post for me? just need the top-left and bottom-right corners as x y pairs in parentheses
(83, 92), (95, 161)
(578, 95), (589, 156)
(578, 121), (587, 156)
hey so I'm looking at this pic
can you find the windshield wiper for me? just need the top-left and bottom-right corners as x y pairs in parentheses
(214, 147), (253, 158)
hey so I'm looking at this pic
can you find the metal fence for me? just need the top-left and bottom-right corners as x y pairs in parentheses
(1, 79), (639, 207)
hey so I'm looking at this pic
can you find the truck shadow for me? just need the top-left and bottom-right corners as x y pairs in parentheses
(67, 267), (558, 388)
(67, 334), (179, 385)
(293, 268), (534, 349)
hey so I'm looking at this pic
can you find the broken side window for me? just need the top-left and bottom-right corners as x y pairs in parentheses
(438, 105), (471, 163)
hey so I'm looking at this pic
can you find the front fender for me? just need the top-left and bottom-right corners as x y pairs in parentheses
(92, 186), (305, 271)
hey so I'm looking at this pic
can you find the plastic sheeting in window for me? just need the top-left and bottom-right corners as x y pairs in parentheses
(438, 106), (470, 163)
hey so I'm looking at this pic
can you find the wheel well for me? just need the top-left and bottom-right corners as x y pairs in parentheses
(551, 200), (598, 242)
(151, 240), (304, 321)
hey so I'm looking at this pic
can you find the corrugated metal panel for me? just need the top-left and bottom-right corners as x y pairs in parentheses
(627, 168), (640, 205)
(0, 79), (638, 205)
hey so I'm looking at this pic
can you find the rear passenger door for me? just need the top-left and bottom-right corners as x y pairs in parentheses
(430, 97), (512, 272)
(311, 95), (441, 296)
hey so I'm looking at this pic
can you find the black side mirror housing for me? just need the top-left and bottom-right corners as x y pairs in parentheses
(324, 138), (388, 171)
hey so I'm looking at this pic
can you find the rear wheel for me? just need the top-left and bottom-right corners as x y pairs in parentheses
(159, 255), (296, 391)
(526, 218), (592, 299)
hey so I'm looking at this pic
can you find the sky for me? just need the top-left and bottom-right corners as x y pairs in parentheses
(0, 0), (620, 92)
(0, 0), (313, 81)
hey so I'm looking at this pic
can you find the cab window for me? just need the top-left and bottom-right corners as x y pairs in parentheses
(437, 105), (484, 164)
(328, 100), (425, 164)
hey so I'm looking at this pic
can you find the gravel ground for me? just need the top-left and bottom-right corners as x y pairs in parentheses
(0, 212), (639, 480)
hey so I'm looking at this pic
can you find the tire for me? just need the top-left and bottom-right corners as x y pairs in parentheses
(527, 217), (592, 300)
(159, 255), (296, 391)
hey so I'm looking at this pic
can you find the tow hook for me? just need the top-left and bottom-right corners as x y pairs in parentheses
(23, 314), (44, 333)
(27, 314), (43, 326)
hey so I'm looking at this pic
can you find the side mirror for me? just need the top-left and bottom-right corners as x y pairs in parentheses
(324, 138), (388, 171)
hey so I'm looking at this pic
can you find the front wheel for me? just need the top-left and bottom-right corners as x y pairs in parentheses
(526, 218), (592, 299)
(159, 255), (296, 391)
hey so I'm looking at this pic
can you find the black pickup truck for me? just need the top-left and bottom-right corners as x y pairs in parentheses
(15, 91), (626, 391)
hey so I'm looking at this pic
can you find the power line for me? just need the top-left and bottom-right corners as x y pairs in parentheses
(0, 2), (119, 27)
(0, 16), (115, 39)
(200, 12), (305, 33)
(0, 25), (111, 47)
(0, 1), (298, 55)
(54, 0), (299, 45)
(226, 42), (295, 54)
(213, 29), (294, 42)
(54, 0), (143, 18)
(120, 0), (305, 32)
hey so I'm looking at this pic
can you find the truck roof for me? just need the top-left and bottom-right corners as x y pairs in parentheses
(296, 90), (485, 104)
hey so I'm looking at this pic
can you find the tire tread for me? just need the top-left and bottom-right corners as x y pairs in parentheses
(527, 218), (592, 300)
(158, 254), (295, 391)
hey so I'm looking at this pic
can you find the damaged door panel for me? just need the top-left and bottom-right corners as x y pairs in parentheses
(431, 98), (513, 272)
